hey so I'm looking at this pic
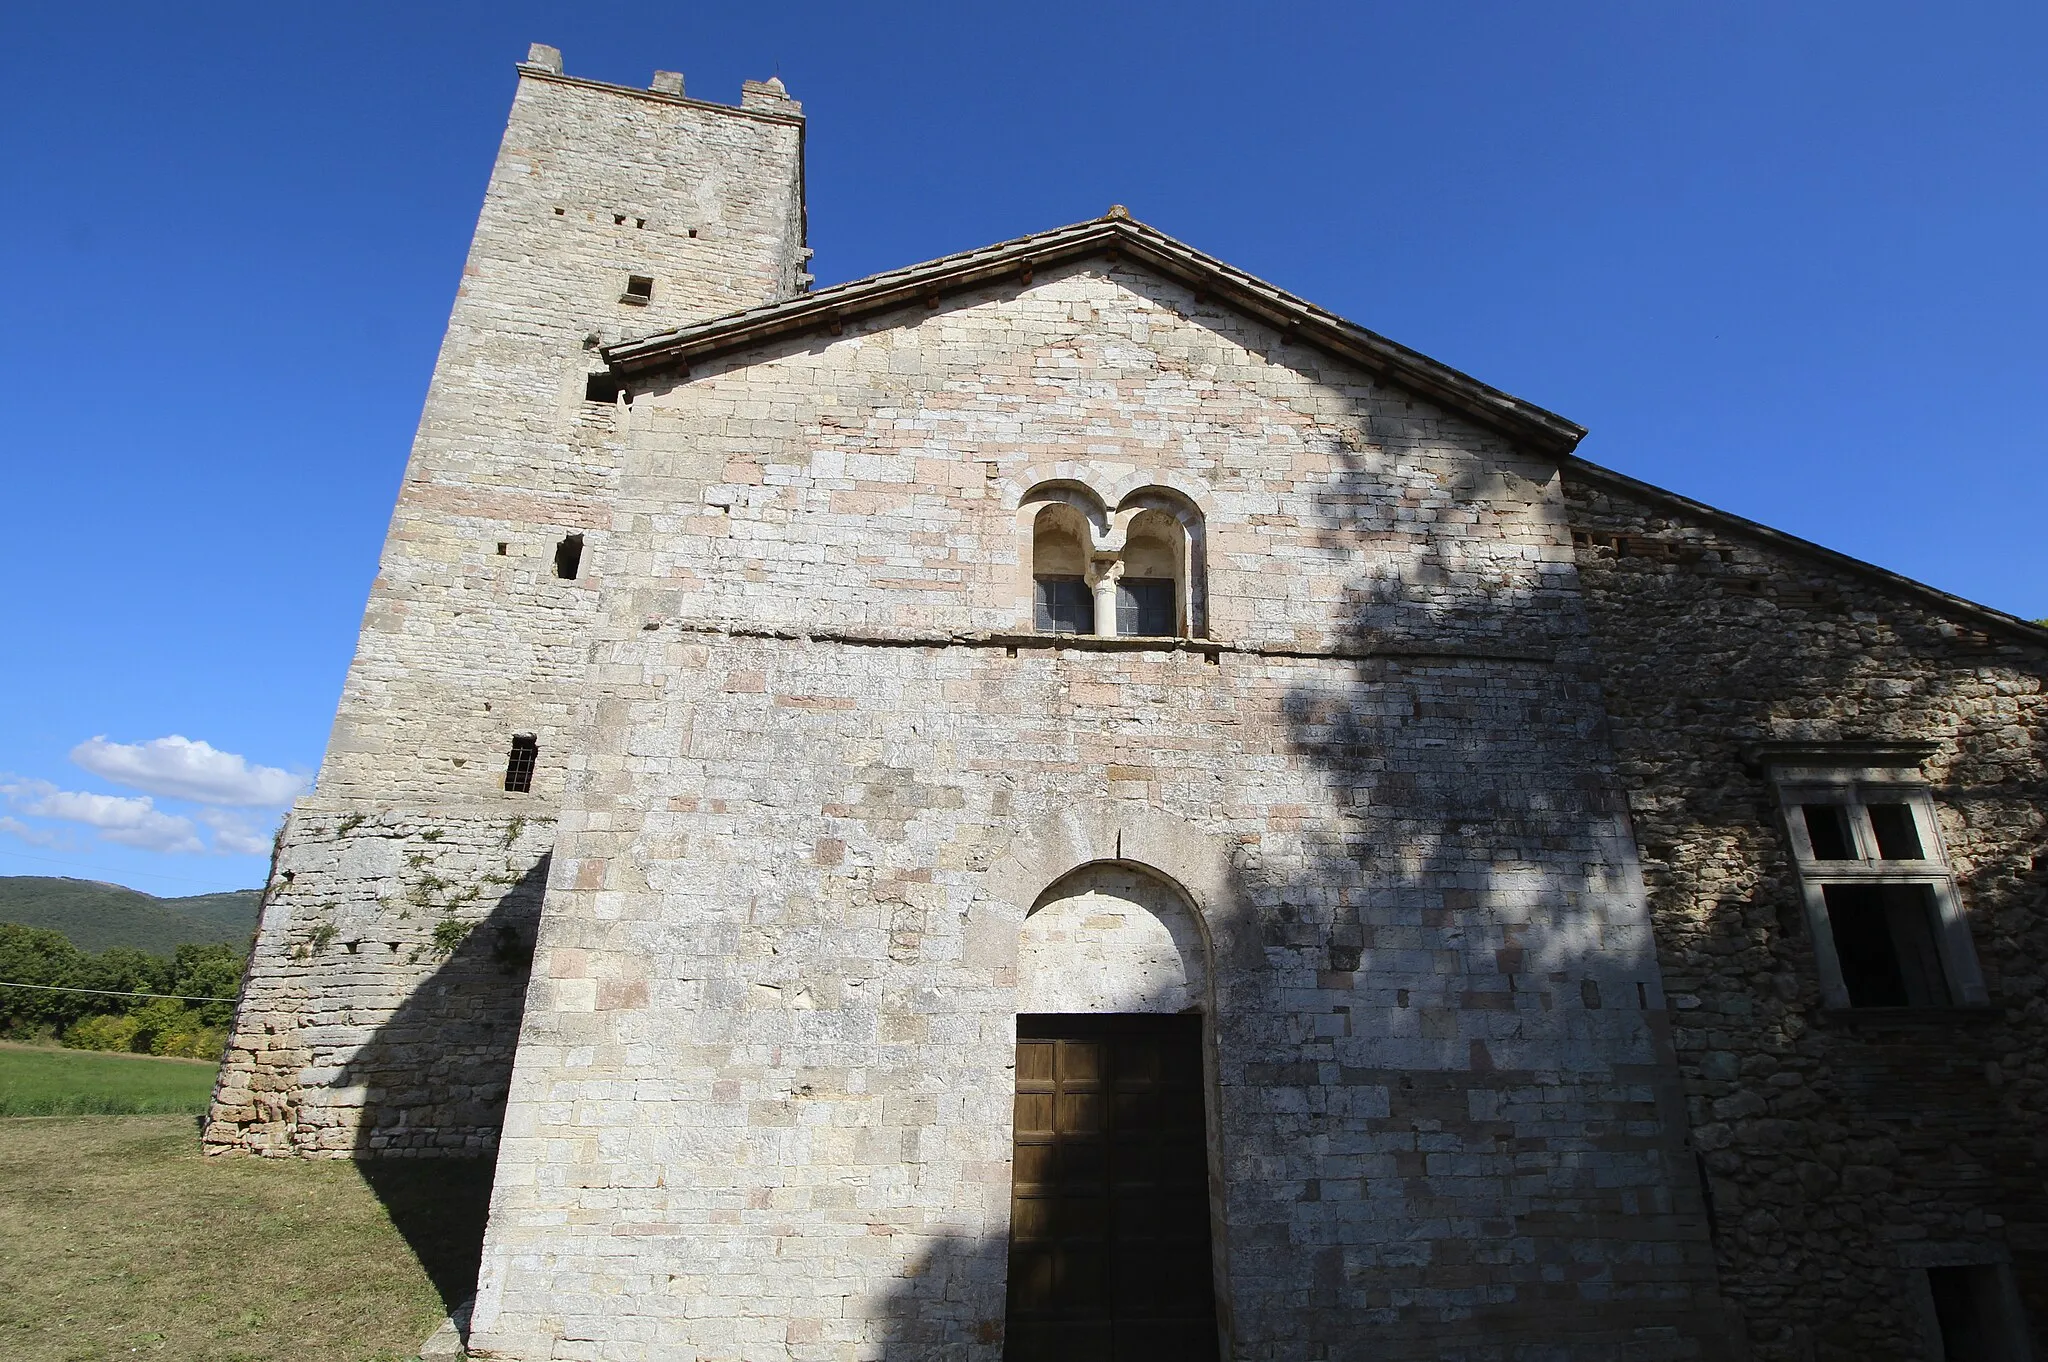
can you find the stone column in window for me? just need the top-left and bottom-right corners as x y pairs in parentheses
(1090, 559), (1123, 639)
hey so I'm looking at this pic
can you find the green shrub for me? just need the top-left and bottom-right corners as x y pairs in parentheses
(127, 998), (227, 1059)
(65, 1013), (142, 1052)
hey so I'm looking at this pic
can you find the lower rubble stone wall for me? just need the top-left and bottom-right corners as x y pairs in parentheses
(204, 805), (554, 1158)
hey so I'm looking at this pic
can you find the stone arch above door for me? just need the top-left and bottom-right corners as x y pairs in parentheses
(984, 800), (1254, 996)
(1019, 861), (1208, 1014)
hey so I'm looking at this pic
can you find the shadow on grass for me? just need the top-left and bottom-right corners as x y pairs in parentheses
(339, 856), (549, 1312)
(353, 1157), (498, 1311)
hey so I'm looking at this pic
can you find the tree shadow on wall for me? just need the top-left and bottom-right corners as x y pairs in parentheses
(345, 854), (548, 1311)
(1246, 398), (1755, 1358)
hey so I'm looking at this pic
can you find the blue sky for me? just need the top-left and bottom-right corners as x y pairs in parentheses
(2, 2), (2043, 896)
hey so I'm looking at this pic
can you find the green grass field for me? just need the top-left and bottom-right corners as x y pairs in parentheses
(0, 1041), (218, 1116)
(0, 1115), (485, 1362)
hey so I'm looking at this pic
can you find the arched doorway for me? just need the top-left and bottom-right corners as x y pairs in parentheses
(1007, 862), (1220, 1362)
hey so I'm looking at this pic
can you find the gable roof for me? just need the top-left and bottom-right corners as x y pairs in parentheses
(601, 212), (1589, 457)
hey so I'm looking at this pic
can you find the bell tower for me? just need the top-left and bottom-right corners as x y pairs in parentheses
(205, 46), (807, 1158)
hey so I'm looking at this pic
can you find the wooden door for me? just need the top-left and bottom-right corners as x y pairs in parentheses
(1006, 1014), (1219, 1361)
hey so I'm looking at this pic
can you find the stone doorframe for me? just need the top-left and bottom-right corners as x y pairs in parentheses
(983, 800), (1251, 1356)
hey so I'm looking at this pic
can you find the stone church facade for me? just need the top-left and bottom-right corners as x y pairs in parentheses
(206, 45), (2048, 1362)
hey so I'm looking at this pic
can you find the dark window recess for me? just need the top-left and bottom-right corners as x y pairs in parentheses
(1867, 803), (1925, 859)
(554, 534), (584, 581)
(584, 373), (630, 404)
(1927, 1265), (2024, 1362)
(1823, 883), (1950, 1007)
(622, 274), (654, 303)
(503, 735), (538, 794)
(1802, 804), (1857, 860)
(1035, 576), (1094, 635)
(1006, 1014), (1219, 1362)
(1115, 578), (1175, 637)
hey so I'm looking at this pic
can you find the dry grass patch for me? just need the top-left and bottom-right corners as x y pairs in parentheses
(0, 1116), (470, 1362)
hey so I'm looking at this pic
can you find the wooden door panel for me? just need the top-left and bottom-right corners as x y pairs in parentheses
(1005, 1014), (1220, 1361)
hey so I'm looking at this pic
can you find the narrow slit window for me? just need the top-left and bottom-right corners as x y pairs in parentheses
(1115, 577), (1176, 637)
(1801, 804), (1857, 860)
(554, 534), (584, 581)
(622, 274), (654, 304)
(503, 735), (538, 794)
(1822, 884), (1951, 1007)
(1033, 576), (1092, 635)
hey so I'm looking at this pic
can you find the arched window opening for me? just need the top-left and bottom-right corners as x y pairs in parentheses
(1116, 509), (1185, 637)
(1031, 505), (1094, 635)
(554, 533), (584, 581)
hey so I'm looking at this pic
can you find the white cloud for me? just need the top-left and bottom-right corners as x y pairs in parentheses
(70, 735), (308, 807)
(0, 815), (61, 848)
(0, 779), (205, 855)
(198, 808), (276, 857)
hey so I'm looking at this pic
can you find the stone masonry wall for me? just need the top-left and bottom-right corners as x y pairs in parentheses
(465, 265), (1737, 1361)
(1564, 468), (2048, 1361)
(211, 55), (809, 1161)
(206, 806), (554, 1156)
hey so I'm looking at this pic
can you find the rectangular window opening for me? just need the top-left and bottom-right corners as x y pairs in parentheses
(1868, 803), (1925, 860)
(1801, 804), (1857, 860)
(554, 533), (584, 581)
(584, 373), (630, 404)
(1115, 577), (1176, 637)
(1823, 883), (1950, 1007)
(622, 274), (654, 304)
(1927, 1265), (2025, 1362)
(1034, 576), (1093, 635)
(503, 735), (538, 794)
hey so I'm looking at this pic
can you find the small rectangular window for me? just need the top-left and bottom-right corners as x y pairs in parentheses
(1867, 803), (1924, 859)
(1801, 804), (1857, 860)
(503, 735), (538, 794)
(1823, 884), (1951, 1007)
(1115, 577), (1176, 637)
(554, 533), (584, 581)
(1033, 576), (1093, 635)
(622, 274), (654, 304)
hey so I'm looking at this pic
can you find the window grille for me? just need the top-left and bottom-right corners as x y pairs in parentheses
(1115, 577), (1175, 637)
(503, 735), (538, 793)
(1033, 576), (1093, 635)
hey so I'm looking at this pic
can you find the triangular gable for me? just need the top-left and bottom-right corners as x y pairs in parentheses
(1564, 455), (2048, 647)
(601, 211), (1588, 458)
